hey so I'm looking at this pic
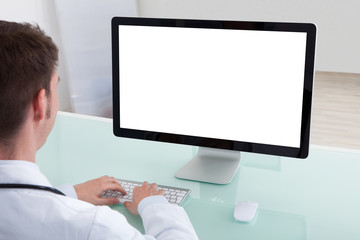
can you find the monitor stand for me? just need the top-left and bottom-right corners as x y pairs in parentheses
(175, 147), (241, 184)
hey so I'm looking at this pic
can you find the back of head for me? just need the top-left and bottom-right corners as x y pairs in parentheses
(0, 21), (58, 144)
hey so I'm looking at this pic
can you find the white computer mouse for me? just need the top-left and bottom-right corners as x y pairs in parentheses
(234, 200), (258, 222)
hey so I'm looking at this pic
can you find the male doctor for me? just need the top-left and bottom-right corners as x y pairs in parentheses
(0, 20), (198, 239)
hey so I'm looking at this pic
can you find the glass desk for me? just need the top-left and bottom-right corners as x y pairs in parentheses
(37, 112), (360, 240)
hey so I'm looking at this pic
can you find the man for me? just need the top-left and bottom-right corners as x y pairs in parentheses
(0, 20), (198, 239)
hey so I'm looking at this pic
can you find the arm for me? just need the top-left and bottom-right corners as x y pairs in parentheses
(140, 198), (199, 240)
(124, 182), (199, 240)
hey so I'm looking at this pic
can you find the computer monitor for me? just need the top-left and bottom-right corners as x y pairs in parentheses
(112, 17), (316, 184)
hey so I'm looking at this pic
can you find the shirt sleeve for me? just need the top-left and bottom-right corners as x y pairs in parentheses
(87, 195), (198, 240)
(56, 184), (78, 199)
(88, 205), (152, 240)
(139, 195), (199, 240)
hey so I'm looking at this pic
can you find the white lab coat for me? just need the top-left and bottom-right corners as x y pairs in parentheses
(0, 160), (198, 240)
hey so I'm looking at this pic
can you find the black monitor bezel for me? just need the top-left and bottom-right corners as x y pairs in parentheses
(112, 17), (316, 159)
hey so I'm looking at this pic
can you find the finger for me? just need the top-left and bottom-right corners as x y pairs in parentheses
(123, 201), (131, 209)
(96, 197), (120, 206)
(123, 201), (131, 208)
(101, 176), (117, 185)
(101, 175), (118, 184)
(132, 185), (140, 193)
(150, 183), (158, 191)
(123, 201), (139, 215)
(102, 181), (127, 195)
(108, 177), (120, 183)
(101, 175), (110, 180)
(118, 187), (127, 195)
(110, 183), (127, 195)
(142, 181), (149, 187)
(157, 189), (165, 195)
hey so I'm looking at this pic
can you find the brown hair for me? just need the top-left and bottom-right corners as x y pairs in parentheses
(0, 21), (58, 141)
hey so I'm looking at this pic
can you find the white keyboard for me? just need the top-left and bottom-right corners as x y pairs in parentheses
(100, 179), (191, 206)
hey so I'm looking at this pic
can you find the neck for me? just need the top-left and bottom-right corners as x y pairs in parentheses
(0, 144), (36, 163)
(0, 122), (37, 163)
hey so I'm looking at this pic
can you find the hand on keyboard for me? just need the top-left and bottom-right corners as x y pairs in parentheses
(74, 175), (126, 206)
(100, 179), (191, 214)
(123, 181), (164, 215)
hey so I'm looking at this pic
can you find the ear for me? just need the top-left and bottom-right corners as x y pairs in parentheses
(32, 89), (47, 121)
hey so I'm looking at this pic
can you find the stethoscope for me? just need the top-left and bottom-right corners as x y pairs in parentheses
(0, 183), (65, 196)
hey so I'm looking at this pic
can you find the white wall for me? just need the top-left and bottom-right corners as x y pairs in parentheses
(0, 0), (72, 111)
(1, 0), (138, 116)
(54, 0), (138, 117)
(137, 0), (360, 74)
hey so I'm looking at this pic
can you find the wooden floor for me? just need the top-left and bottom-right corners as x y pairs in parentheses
(311, 71), (360, 150)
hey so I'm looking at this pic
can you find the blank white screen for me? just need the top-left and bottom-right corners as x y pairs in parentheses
(119, 25), (307, 148)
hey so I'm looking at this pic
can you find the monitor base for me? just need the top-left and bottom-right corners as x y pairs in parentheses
(175, 147), (241, 184)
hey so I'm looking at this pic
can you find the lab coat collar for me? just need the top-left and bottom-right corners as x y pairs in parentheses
(0, 160), (53, 187)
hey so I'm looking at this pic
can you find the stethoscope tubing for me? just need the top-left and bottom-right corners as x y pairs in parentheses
(0, 183), (65, 196)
